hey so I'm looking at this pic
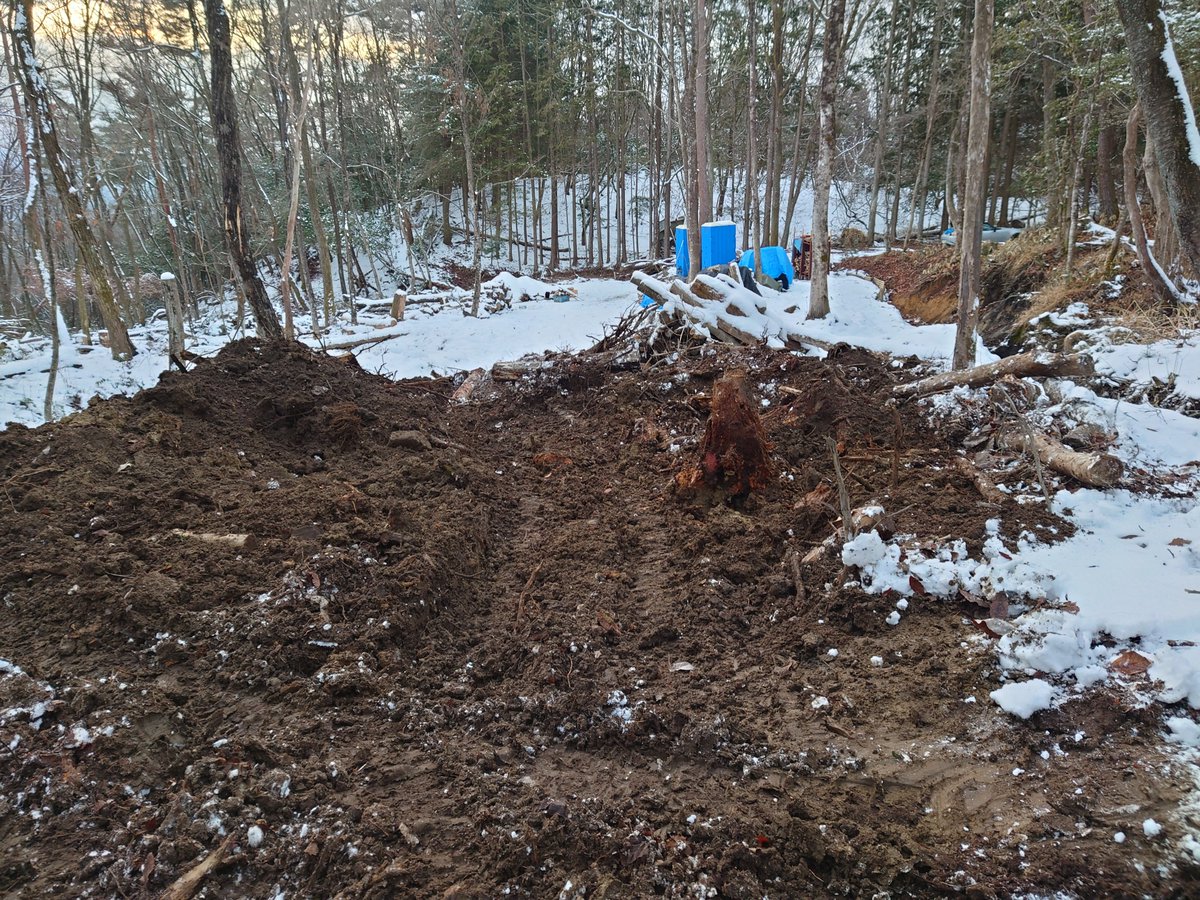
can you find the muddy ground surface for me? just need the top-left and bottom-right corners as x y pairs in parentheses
(2, 339), (1197, 898)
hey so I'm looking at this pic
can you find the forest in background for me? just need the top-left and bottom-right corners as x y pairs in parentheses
(0, 0), (1198, 357)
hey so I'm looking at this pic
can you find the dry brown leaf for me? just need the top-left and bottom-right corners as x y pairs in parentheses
(596, 609), (622, 635)
(1110, 650), (1152, 676)
(958, 587), (987, 609)
(989, 592), (1011, 620)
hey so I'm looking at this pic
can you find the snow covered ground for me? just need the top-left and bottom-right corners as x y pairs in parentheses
(746, 272), (997, 366)
(0, 277), (639, 428)
(328, 278), (638, 379)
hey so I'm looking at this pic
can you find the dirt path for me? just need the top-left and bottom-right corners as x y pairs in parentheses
(1, 340), (1195, 898)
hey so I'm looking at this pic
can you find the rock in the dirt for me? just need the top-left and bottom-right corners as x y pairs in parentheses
(388, 430), (432, 451)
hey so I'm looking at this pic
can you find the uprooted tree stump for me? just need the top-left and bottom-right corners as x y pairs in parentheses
(676, 371), (774, 501)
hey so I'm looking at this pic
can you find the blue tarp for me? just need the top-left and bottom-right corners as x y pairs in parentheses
(739, 246), (794, 287)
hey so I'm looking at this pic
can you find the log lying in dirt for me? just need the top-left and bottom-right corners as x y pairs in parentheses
(953, 456), (1008, 504)
(631, 271), (832, 353)
(170, 529), (258, 550)
(452, 367), (488, 402)
(491, 358), (547, 381)
(892, 352), (1095, 398)
(161, 835), (234, 900)
(997, 428), (1124, 488)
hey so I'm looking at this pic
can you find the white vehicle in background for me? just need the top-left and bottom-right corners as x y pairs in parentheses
(941, 222), (1023, 246)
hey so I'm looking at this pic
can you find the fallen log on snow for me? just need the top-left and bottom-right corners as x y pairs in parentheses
(997, 428), (1123, 488)
(893, 352), (1095, 398)
(323, 330), (408, 351)
(491, 358), (547, 381)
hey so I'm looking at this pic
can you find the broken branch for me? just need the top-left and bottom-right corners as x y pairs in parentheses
(997, 429), (1123, 488)
(892, 352), (1095, 399)
(160, 835), (235, 900)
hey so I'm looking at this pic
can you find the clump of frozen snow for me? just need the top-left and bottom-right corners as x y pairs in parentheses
(1143, 819), (1163, 839)
(990, 679), (1056, 719)
(247, 825), (264, 848)
(482, 271), (562, 302)
(840, 523), (1051, 602)
(1166, 717), (1200, 748)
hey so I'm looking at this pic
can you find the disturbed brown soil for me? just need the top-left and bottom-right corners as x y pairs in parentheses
(2, 340), (1197, 898)
(838, 237), (1120, 352)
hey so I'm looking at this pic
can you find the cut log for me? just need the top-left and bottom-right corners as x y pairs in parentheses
(490, 358), (547, 381)
(893, 352), (1095, 398)
(630, 270), (674, 306)
(451, 367), (488, 403)
(998, 429), (1123, 488)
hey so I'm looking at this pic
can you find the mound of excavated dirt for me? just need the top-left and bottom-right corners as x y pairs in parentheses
(1, 340), (1195, 898)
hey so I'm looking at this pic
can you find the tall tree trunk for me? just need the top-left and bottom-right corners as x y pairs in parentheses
(279, 25), (316, 341)
(905, 0), (946, 246)
(1042, 55), (1060, 230)
(748, 0), (761, 276)
(1096, 121), (1119, 224)
(280, 5), (334, 326)
(807, 0), (846, 320)
(952, 0), (993, 370)
(202, 0), (283, 339)
(11, 0), (136, 358)
(989, 101), (1011, 225)
(1115, 0), (1200, 277)
(1122, 102), (1175, 299)
(998, 103), (1019, 225)
(1144, 136), (1178, 266)
(764, 0), (786, 243)
(866, 0), (900, 244)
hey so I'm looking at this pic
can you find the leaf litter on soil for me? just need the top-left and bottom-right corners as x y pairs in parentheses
(0, 339), (1196, 898)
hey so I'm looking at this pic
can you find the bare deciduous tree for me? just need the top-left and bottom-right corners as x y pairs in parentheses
(951, 0), (993, 371)
(202, 0), (283, 339)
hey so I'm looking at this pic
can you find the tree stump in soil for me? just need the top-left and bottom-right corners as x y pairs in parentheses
(676, 371), (774, 501)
